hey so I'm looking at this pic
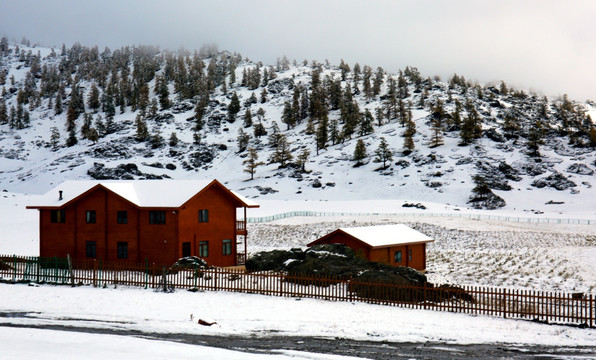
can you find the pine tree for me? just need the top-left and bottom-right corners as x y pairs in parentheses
(243, 108), (253, 128)
(87, 83), (100, 111)
(281, 101), (295, 130)
(65, 127), (78, 147)
(237, 128), (250, 152)
(81, 113), (92, 139)
(428, 118), (444, 148)
(243, 147), (264, 180)
(87, 128), (99, 144)
(358, 109), (374, 136)
(527, 119), (544, 156)
(169, 132), (179, 147)
(135, 113), (149, 141)
(269, 134), (293, 168)
(353, 139), (367, 166)
(227, 91), (240, 122)
(296, 148), (310, 172)
(315, 114), (328, 154)
(0, 99), (7, 125)
(329, 118), (340, 145)
(149, 128), (164, 149)
(374, 137), (393, 168)
(50, 126), (60, 151)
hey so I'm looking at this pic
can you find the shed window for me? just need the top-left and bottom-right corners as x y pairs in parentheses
(117, 211), (128, 224)
(86, 210), (96, 224)
(408, 249), (412, 262)
(149, 211), (166, 224)
(222, 239), (232, 256)
(394, 250), (402, 263)
(199, 241), (209, 257)
(182, 242), (191, 258)
(198, 209), (209, 223)
(86, 241), (96, 258)
(117, 242), (128, 259)
(50, 210), (65, 223)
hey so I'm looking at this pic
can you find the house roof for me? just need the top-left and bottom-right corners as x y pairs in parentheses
(311, 224), (433, 249)
(26, 180), (259, 209)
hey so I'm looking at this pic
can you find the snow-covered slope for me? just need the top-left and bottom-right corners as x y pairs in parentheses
(0, 41), (595, 216)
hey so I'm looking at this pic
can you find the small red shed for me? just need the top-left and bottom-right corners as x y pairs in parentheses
(26, 179), (259, 267)
(307, 224), (433, 271)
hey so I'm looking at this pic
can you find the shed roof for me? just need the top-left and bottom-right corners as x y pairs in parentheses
(26, 180), (259, 209)
(315, 224), (433, 248)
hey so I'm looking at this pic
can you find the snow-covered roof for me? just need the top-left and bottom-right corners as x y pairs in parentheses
(338, 224), (433, 248)
(27, 180), (259, 208)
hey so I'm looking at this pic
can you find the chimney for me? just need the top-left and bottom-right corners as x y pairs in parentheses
(59, 190), (63, 201)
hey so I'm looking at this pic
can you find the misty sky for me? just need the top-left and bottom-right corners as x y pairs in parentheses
(1, 0), (595, 101)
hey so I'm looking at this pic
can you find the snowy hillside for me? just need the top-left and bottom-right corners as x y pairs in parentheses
(0, 40), (595, 215)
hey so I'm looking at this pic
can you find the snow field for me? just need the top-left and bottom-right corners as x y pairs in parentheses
(1, 283), (595, 347)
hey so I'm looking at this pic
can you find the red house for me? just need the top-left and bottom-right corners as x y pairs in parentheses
(26, 179), (259, 267)
(307, 224), (433, 271)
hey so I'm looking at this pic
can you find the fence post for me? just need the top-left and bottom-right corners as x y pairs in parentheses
(144, 259), (148, 289)
(12, 255), (16, 282)
(99, 258), (102, 288)
(161, 266), (167, 292)
(590, 294), (593, 328)
(36, 257), (40, 284)
(67, 254), (75, 287)
(503, 288), (507, 319)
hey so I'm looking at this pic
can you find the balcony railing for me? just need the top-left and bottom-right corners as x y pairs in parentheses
(236, 221), (246, 231)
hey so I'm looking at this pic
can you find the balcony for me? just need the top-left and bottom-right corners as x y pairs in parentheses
(236, 220), (247, 235)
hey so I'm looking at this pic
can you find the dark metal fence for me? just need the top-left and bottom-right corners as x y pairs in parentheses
(0, 255), (593, 327)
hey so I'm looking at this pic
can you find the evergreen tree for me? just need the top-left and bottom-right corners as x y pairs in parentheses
(268, 122), (282, 148)
(374, 137), (393, 168)
(237, 128), (250, 152)
(281, 101), (295, 130)
(502, 112), (520, 139)
(315, 114), (328, 154)
(65, 127), (78, 147)
(95, 115), (106, 137)
(254, 121), (267, 138)
(269, 133), (293, 167)
(50, 126), (60, 150)
(260, 88), (268, 103)
(428, 117), (444, 148)
(54, 92), (63, 115)
(81, 113), (92, 139)
(359, 109), (374, 136)
(87, 128), (99, 144)
(243, 108), (253, 128)
(169, 132), (179, 147)
(227, 91), (241, 122)
(135, 113), (149, 141)
(0, 99), (7, 125)
(459, 100), (482, 145)
(149, 128), (164, 149)
(87, 83), (100, 111)
(243, 147), (264, 180)
(296, 148), (310, 172)
(329, 118), (340, 145)
(353, 139), (367, 166)
(527, 119), (544, 156)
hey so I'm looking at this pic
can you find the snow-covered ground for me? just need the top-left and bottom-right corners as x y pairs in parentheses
(1, 283), (595, 350)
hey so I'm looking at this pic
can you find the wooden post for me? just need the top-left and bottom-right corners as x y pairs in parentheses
(67, 254), (75, 287)
(162, 266), (167, 292)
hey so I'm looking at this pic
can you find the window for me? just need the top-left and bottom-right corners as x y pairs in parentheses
(117, 242), (128, 259)
(394, 250), (402, 263)
(199, 241), (209, 257)
(198, 209), (209, 223)
(86, 210), (96, 224)
(50, 210), (65, 223)
(408, 249), (412, 262)
(222, 239), (232, 256)
(117, 211), (128, 224)
(86, 241), (97, 258)
(149, 211), (166, 224)
(182, 242), (191, 258)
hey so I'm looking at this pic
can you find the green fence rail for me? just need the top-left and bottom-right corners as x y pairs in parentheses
(247, 210), (595, 225)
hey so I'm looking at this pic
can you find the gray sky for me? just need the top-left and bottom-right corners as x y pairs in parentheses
(1, 0), (595, 101)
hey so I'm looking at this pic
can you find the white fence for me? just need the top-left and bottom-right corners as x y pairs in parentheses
(247, 210), (595, 225)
